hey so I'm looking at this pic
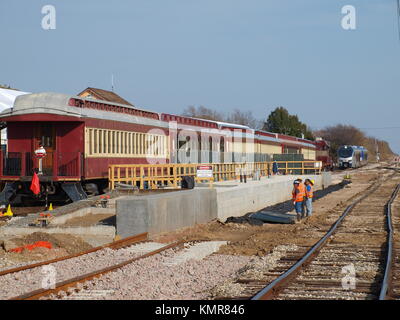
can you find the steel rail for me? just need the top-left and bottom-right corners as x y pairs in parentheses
(252, 181), (385, 300)
(10, 240), (184, 300)
(0, 232), (148, 277)
(379, 184), (400, 300)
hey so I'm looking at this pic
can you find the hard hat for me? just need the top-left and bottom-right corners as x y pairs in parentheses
(310, 179), (315, 185)
(293, 180), (300, 184)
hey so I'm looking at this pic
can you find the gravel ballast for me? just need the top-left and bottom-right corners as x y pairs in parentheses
(0, 242), (166, 300)
(59, 249), (252, 300)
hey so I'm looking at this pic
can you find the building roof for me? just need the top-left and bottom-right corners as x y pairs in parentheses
(77, 87), (133, 106)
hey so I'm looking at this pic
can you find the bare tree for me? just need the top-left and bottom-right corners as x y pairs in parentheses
(315, 125), (364, 147)
(226, 109), (262, 128)
(315, 124), (395, 161)
(182, 105), (224, 121)
(182, 106), (263, 128)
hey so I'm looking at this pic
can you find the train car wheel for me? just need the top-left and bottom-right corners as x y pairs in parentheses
(83, 183), (99, 196)
(181, 176), (194, 189)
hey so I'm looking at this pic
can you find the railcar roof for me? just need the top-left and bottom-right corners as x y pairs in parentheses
(0, 92), (159, 117)
(0, 91), (319, 150)
(214, 121), (251, 130)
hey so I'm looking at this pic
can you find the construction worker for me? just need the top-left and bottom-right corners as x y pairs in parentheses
(305, 179), (314, 216)
(272, 161), (278, 175)
(296, 178), (306, 218)
(292, 180), (304, 221)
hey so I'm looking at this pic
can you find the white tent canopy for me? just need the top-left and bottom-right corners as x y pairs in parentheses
(0, 88), (30, 144)
(0, 88), (30, 111)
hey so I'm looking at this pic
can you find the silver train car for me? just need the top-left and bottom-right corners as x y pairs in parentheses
(338, 145), (368, 169)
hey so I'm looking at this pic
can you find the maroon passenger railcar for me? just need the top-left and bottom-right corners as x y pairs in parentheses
(0, 92), (169, 204)
(0, 92), (319, 205)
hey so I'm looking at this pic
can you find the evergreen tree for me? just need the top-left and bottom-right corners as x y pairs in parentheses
(263, 107), (314, 140)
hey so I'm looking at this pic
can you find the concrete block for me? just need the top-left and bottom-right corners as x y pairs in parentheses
(117, 199), (149, 238)
(116, 173), (332, 237)
(116, 189), (217, 238)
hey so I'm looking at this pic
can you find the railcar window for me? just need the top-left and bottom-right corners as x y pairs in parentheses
(121, 132), (124, 154)
(128, 133), (132, 154)
(139, 133), (143, 155)
(124, 132), (128, 154)
(141, 133), (145, 155)
(338, 147), (353, 158)
(36, 124), (55, 149)
(104, 130), (107, 153)
(85, 127), (167, 157)
(121, 132), (125, 154)
(108, 131), (111, 154)
(283, 146), (299, 154)
(116, 131), (119, 154)
(99, 130), (103, 153)
(114, 131), (117, 154)
(127, 133), (130, 154)
(94, 130), (98, 153)
(145, 135), (149, 155)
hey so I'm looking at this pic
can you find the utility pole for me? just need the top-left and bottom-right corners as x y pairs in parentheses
(375, 138), (380, 162)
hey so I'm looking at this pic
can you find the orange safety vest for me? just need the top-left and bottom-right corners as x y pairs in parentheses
(292, 185), (304, 202)
(306, 185), (313, 198)
(299, 183), (306, 198)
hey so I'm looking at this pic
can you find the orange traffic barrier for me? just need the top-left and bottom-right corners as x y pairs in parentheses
(39, 213), (52, 218)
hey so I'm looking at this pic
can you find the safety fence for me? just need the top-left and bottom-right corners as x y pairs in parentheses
(108, 160), (322, 190)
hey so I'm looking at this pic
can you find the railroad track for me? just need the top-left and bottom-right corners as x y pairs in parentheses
(0, 232), (184, 300)
(389, 191), (400, 299)
(0, 232), (148, 278)
(213, 172), (399, 300)
(248, 175), (400, 300)
(3, 166), (398, 300)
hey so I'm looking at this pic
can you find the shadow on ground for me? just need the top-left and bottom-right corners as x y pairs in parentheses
(225, 180), (351, 225)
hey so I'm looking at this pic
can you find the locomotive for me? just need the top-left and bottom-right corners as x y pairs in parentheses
(0, 91), (323, 205)
(337, 145), (368, 169)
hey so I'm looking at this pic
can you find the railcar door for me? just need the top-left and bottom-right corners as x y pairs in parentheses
(34, 124), (56, 175)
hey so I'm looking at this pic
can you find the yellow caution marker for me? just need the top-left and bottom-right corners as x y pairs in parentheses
(48, 203), (53, 211)
(4, 204), (13, 217)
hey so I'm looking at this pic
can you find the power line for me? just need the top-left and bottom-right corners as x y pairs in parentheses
(310, 125), (400, 130)
(359, 126), (400, 130)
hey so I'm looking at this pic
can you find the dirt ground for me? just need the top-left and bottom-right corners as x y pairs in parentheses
(62, 213), (115, 227)
(153, 166), (388, 256)
(0, 232), (92, 267)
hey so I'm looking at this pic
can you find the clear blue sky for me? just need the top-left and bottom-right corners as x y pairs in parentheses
(1, 0), (399, 152)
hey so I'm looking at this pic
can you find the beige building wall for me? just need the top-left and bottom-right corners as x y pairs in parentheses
(302, 148), (316, 160)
